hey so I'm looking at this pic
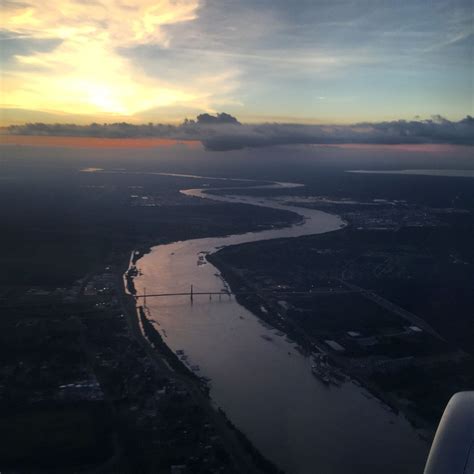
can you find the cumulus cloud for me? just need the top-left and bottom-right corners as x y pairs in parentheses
(194, 112), (241, 125)
(199, 116), (474, 150)
(4, 114), (473, 150)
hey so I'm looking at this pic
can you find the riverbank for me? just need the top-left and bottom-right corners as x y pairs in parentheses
(207, 251), (315, 354)
(122, 252), (284, 474)
(207, 244), (436, 441)
(133, 190), (428, 473)
(207, 221), (474, 450)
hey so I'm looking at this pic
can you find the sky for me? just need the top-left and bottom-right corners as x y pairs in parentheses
(1, 0), (472, 126)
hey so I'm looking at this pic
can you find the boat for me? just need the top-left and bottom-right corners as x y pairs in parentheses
(311, 364), (330, 384)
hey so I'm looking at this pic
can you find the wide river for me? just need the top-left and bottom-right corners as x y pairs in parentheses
(132, 174), (429, 474)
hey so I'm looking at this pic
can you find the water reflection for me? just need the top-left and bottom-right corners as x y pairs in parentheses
(133, 175), (428, 474)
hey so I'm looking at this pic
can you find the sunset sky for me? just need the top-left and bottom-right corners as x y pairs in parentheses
(1, 0), (472, 126)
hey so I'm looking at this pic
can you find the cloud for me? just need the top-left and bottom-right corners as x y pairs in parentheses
(2, 0), (200, 47)
(1, 1), (471, 123)
(200, 116), (474, 150)
(4, 114), (473, 150)
(1, 0), (241, 116)
(194, 112), (241, 125)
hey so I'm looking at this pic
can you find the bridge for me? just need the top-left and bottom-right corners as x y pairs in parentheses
(0, 286), (360, 310)
(136, 285), (358, 303)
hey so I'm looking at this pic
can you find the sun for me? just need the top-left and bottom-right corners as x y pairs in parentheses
(1, 0), (206, 118)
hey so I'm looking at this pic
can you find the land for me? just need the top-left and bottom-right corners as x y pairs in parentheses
(208, 174), (474, 435)
(0, 164), (296, 286)
(0, 154), (294, 473)
(1, 146), (474, 471)
(1, 262), (284, 473)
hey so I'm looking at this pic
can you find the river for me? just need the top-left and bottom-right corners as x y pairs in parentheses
(131, 174), (428, 474)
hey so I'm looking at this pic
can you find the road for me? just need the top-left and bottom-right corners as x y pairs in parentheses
(339, 279), (445, 340)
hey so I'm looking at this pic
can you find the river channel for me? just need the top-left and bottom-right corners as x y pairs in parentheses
(132, 174), (428, 474)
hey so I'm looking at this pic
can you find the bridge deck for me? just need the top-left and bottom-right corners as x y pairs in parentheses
(136, 289), (358, 298)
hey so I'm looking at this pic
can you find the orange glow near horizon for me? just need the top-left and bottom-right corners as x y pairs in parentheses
(0, 135), (201, 149)
(0, 135), (469, 153)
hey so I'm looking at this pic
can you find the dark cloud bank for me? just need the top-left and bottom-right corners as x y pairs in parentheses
(5, 113), (473, 151)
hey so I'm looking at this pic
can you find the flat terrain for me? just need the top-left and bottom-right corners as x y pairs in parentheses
(0, 150), (295, 473)
(0, 156), (298, 286)
(1, 144), (473, 471)
(209, 175), (474, 430)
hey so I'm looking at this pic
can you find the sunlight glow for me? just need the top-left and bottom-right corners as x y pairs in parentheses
(1, 0), (470, 123)
(1, 0), (208, 116)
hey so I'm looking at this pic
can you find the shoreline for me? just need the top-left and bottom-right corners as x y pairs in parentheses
(121, 247), (284, 474)
(125, 179), (433, 471)
(207, 242), (435, 442)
